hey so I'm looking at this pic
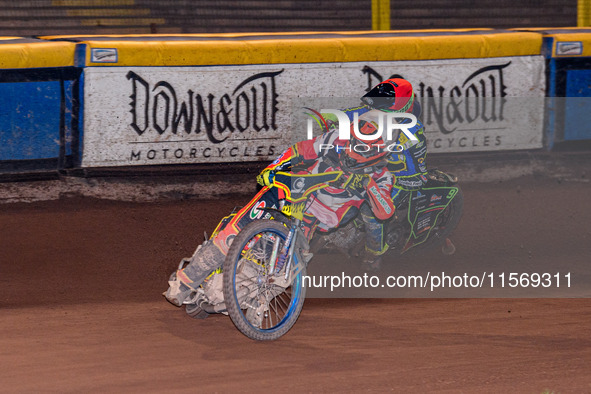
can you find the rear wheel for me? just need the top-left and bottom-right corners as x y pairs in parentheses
(412, 187), (464, 252)
(222, 220), (306, 341)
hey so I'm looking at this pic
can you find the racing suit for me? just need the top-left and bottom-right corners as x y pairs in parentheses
(323, 104), (427, 203)
(164, 129), (393, 306)
(321, 105), (428, 257)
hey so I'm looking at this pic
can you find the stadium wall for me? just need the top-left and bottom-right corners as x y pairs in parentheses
(0, 28), (590, 180)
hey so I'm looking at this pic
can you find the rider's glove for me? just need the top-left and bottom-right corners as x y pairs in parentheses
(257, 169), (275, 186)
(326, 119), (339, 132)
(344, 173), (369, 195)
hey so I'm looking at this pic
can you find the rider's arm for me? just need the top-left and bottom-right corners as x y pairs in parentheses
(388, 120), (428, 191)
(257, 130), (344, 186)
(372, 166), (394, 194)
(400, 121), (427, 174)
(256, 136), (324, 186)
(366, 166), (395, 220)
(264, 130), (340, 173)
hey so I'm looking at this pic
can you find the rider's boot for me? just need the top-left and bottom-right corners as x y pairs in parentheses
(359, 204), (388, 272)
(298, 213), (319, 264)
(163, 270), (194, 307)
(360, 248), (383, 272)
(163, 239), (226, 306)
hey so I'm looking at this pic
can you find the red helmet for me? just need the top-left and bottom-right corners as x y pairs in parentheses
(340, 119), (388, 173)
(361, 78), (415, 113)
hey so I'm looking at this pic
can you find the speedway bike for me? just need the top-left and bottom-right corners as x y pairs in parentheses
(181, 168), (462, 340)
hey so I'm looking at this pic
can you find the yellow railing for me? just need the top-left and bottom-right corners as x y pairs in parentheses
(372, 0), (391, 30)
(579, 0), (591, 26)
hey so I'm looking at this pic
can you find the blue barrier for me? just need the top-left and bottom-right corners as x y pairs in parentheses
(0, 38), (79, 176)
(564, 70), (591, 141)
(0, 69), (82, 175)
(0, 80), (61, 161)
(538, 28), (591, 147)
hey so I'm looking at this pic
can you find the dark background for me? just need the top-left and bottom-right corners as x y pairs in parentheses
(0, 0), (577, 36)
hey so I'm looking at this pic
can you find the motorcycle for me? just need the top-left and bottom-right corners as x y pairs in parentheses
(178, 168), (463, 341)
(180, 171), (339, 340)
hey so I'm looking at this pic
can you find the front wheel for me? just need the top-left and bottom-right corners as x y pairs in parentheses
(222, 220), (306, 340)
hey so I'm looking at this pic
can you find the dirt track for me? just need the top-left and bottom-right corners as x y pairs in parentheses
(1, 175), (590, 393)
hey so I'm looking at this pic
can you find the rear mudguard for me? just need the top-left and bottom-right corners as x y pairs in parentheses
(401, 170), (461, 252)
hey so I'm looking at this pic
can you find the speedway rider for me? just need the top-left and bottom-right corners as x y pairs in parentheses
(164, 120), (395, 307)
(319, 78), (428, 267)
(334, 78), (427, 209)
(164, 77), (425, 307)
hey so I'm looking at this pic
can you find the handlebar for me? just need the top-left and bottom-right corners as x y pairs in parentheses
(272, 171), (344, 202)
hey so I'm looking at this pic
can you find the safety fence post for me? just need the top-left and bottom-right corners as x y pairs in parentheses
(579, 0), (591, 26)
(372, 0), (391, 30)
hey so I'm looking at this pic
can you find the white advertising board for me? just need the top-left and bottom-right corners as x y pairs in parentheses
(82, 56), (545, 167)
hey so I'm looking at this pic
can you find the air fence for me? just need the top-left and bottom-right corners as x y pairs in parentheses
(0, 28), (590, 178)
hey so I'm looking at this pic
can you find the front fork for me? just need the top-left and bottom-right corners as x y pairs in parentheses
(270, 219), (300, 282)
(265, 199), (308, 284)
